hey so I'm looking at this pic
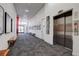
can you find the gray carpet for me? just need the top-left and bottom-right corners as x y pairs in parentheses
(8, 33), (72, 56)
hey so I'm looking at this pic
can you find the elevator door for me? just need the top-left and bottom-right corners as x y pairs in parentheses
(54, 17), (65, 46)
(65, 15), (72, 49)
(53, 10), (72, 49)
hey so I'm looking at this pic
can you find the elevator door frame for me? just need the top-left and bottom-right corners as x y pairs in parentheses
(53, 9), (73, 50)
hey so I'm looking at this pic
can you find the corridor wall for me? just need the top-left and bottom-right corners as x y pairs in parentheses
(0, 3), (17, 34)
(0, 3), (17, 50)
(28, 3), (79, 55)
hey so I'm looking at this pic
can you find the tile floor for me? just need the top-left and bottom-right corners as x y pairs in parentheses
(8, 33), (72, 56)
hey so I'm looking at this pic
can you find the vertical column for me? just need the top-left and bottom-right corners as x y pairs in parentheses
(16, 16), (19, 35)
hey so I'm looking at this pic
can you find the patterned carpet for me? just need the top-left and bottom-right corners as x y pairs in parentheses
(8, 33), (72, 56)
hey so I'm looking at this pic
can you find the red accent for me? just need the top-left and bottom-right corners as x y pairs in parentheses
(16, 16), (19, 35)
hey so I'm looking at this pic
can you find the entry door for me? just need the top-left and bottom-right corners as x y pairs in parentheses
(65, 15), (72, 49)
(18, 25), (25, 33)
(54, 17), (65, 46)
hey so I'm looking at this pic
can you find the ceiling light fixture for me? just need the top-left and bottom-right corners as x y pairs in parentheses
(25, 9), (29, 12)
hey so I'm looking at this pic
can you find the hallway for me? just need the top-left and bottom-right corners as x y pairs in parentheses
(9, 33), (72, 56)
(1, 3), (79, 56)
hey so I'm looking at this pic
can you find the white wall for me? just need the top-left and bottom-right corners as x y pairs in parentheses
(0, 3), (17, 50)
(0, 3), (17, 34)
(28, 3), (79, 55)
(28, 6), (45, 39)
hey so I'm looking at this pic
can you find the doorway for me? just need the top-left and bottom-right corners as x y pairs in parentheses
(18, 25), (25, 33)
(53, 10), (72, 50)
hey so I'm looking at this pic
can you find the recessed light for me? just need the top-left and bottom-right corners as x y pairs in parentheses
(25, 9), (29, 12)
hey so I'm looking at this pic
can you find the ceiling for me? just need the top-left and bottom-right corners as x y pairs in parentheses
(14, 3), (45, 19)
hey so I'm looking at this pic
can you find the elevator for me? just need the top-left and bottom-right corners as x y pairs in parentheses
(53, 10), (72, 49)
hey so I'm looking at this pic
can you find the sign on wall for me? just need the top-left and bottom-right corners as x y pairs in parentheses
(74, 20), (79, 35)
(29, 24), (41, 30)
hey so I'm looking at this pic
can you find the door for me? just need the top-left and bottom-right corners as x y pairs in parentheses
(53, 10), (72, 49)
(54, 17), (65, 46)
(18, 25), (25, 33)
(65, 15), (72, 49)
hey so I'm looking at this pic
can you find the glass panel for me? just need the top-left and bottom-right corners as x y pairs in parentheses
(18, 25), (25, 33)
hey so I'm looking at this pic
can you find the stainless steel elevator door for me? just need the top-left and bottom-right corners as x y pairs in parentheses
(53, 10), (72, 49)
(65, 15), (72, 49)
(54, 17), (65, 46)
